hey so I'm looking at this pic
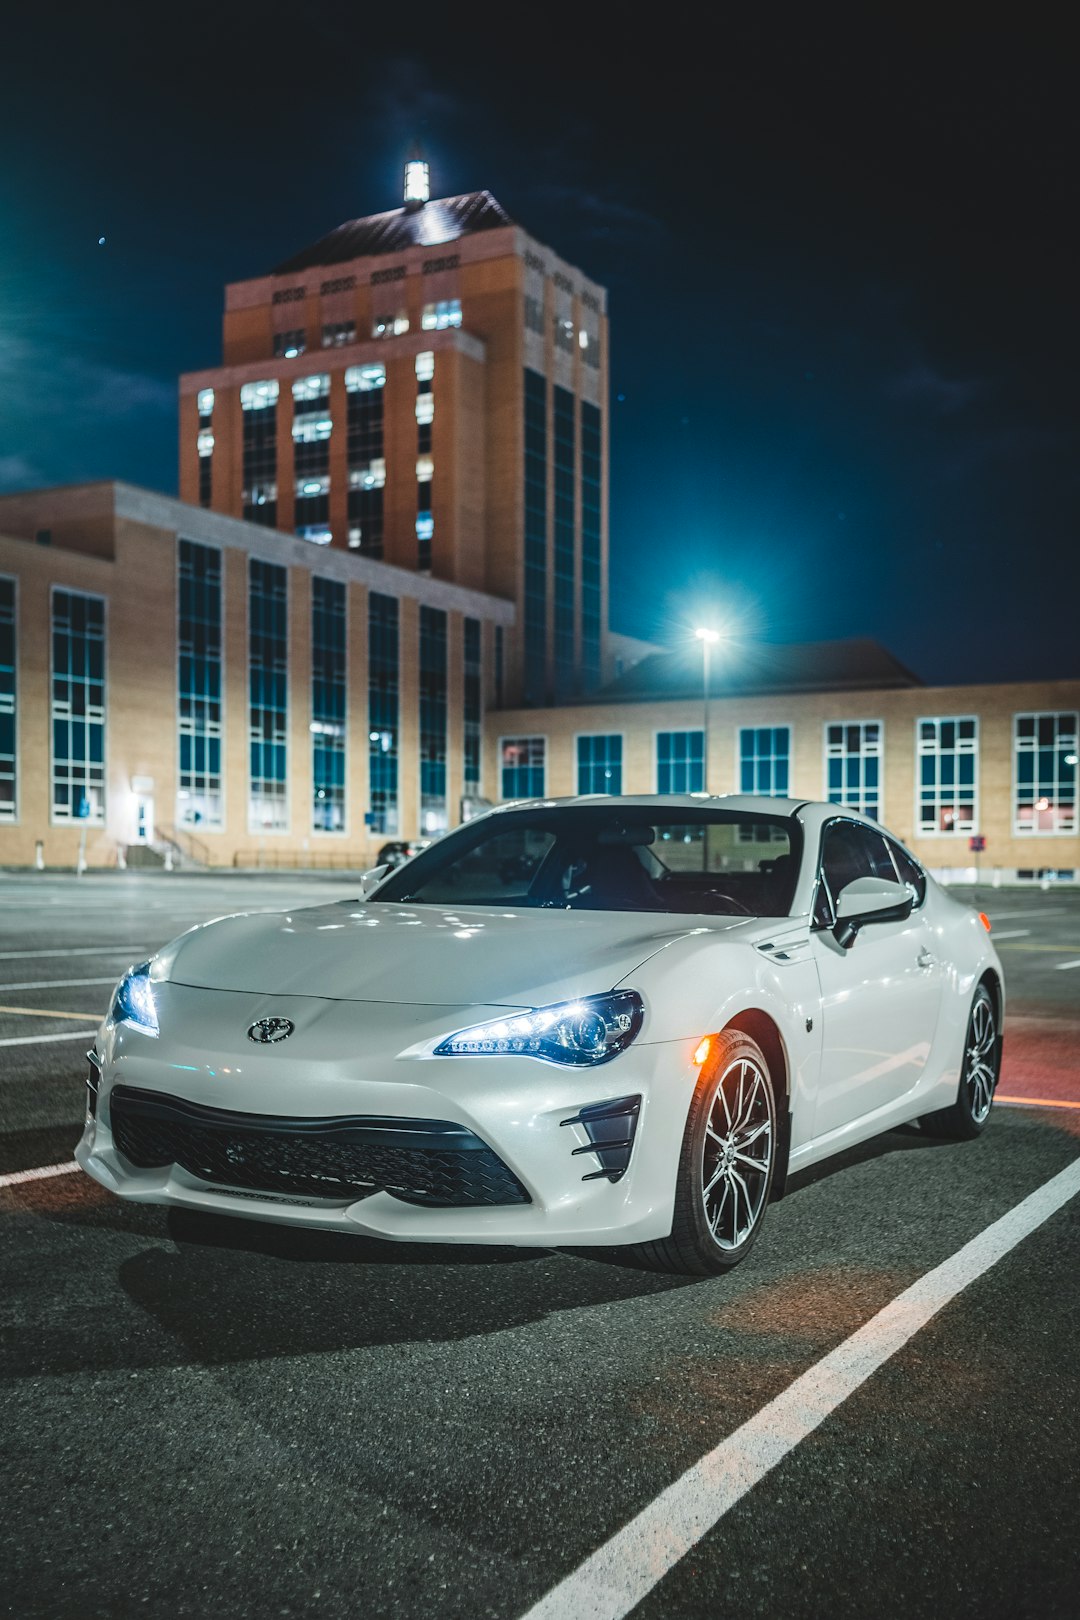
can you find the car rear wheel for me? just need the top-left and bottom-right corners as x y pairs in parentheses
(630, 1029), (777, 1275)
(920, 982), (1000, 1140)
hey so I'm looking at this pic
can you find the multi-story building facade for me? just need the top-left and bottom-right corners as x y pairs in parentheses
(0, 482), (512, 868)
(179, 169), (610, 707)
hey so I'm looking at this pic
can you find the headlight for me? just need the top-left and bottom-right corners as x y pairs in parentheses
(109, 962), (159, 1036)
(434, 990), (643, 1066)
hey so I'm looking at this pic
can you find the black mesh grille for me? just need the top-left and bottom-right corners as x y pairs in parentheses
(108, 1086), (530, 1207)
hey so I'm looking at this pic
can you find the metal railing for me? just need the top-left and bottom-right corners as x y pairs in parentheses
(231, 848), (371, 871)
(157, 825), (212, 867)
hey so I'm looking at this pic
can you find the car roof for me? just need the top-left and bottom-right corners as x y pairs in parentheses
(486, 793), (809, 816)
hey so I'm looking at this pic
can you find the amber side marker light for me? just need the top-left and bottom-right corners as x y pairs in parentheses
(979, 912), (992, 932)
(694, 1036), (713, 1067)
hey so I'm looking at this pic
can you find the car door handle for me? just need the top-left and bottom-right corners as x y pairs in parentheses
(917, 948), (935, 970)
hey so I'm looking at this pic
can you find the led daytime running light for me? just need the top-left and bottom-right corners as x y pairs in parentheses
(435, 991), (643, 1066)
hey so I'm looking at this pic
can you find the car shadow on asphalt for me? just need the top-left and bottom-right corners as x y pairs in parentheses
(783, 1121), (952, 1197)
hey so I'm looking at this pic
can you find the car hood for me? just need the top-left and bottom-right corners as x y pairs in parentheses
(156, 900), (750, 1008)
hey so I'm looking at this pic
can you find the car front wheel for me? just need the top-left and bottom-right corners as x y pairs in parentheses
(631, 1028), (777, 1275)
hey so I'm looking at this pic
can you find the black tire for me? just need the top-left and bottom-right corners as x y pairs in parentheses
(920, 982), (1000, 1140)
(628, 1028), (778, 1275)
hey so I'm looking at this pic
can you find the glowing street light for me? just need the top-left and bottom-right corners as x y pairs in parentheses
(695, 628), (721, 791)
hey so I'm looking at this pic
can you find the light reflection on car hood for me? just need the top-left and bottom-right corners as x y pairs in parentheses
(156, 901), (757, 1008)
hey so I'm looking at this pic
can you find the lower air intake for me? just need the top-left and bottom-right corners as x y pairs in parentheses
(108, 1086), (530, 1207)
(560, 1094), (642, 1182)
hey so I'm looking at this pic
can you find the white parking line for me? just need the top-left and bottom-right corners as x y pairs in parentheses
(1054, 959), (1080, 971)
(0, 1160), (79, 1188)
(988, 929), (1030, 941)
(0, 977), (116, 992)
(0, 946), (146, 961)
(986, 907), (1064, 921)
(0, 1029), (98, 1048)
(521, 1156), (1080, 1620)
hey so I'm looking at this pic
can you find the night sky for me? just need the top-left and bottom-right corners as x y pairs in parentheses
(1, 6), (1076, 684)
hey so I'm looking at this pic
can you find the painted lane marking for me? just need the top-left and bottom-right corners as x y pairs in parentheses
(985, 908), (1064, 921)
(0, 946), (146, 961)
(0, 977), (116, 992)
(0, 1005), (101, 1021)
(994, 942), (1080, 952)
(520, 1156), (1080, 1620)
(0, 1160), (79, 1188)
(997, 1096), (1080, 1110)
(987, 929), (1030, 940)
(0, 1029), (98, 1048)
(1053, 958), (1080, 971)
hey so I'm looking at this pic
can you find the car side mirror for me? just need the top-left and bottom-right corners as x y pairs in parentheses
(358, 863), (389, 899)
(832, 877), (913, 949)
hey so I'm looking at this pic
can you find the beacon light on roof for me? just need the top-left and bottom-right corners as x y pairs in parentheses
(435, 991), (643, 1066)
(404, 158), (430, 206)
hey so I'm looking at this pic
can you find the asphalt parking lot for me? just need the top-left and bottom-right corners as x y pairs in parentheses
(1, 874), (1078, 1619)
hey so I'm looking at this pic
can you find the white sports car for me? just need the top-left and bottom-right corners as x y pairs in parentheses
(78, 797), (1003, 1274)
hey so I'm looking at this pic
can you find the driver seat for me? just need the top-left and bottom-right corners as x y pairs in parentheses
(572, 844), (656, 910)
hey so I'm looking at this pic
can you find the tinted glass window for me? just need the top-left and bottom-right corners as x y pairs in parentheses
(376, 806), (801, 917)
(888, 840), (927, 907)
(819, 821), (898, 909)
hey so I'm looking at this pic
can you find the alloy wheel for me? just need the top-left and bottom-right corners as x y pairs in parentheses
(700, 1057), (774, 1250)
(965, 995), (997, 1124)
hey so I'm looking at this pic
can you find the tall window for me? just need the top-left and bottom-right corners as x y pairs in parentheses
(51, 589), (105, 824)
(581, 402), (602, 692)
(917, 716), (978, 833)
(197, 387), (214, 508)
(524, 369), (547, 703)
(419, 606), (448, 833)
(463, 617), (482, 793)
(248, 560), (288, 831)
(502, 737), (545, 800)
(292, 374), (332, 542)
(577, 734), (622, 794)
(1014, 712), (1078, 834)
(739, 727), (790, 796)
(421, 299), (461, 330)
(312, 577), (346, 833)
(825, 721), (882, 819)
(241, 379), (279, 526)
(416, 351), (434, 568)
(368, 592), (398, 834)
(553, 385), (576, 700)
(0, 577), (15, 821)
(657, 730), (704, 794)
(346, 362), (385, 555)
(177, 540), (223, 829)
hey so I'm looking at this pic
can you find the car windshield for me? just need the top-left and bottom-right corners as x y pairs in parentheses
(375, 805), (801, 917)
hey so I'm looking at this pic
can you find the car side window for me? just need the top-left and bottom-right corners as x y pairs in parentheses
(819, 821), (900, 916)
(888, 840), (927, 909)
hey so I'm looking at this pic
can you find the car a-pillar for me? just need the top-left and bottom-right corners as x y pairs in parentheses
(722, 1009), (792, 1201)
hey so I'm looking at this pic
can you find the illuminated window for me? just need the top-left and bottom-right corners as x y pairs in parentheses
(197, 388), (215, 420)
(415, 456), (434, 482)
(580, 326), (600, 369)
(372, 312), (409, 338)
(657, 731), (704, 794)
(241, 381), (278, 525)
(825, 721), (882, 819)
(501, 736), (545, 801)
(273, 329), (306, 358)
(293, 376), (331, 536)
(917, 717), (978, 834)
(368, 593), (398, 834)
(345, 363), (386, 393)
(415, 392), (434, 426)
(321, 321), (356, 348)
(0, 576), (15, 821)
(177, 541), (222, 829)
(1014, 712), (1077, 834)
(51, 589), (105, 824)
(554, 315), (575, 353)
(196, 398), (214, 507)
(312, 577), (346, 832)
(739, 728), (790, 796)
(463, 617), (482, 791)
(296, 475), (330, 497)
(419, 607), (448, 833)
(404, 158), (430, 204)
(197, 429), (215, 457)
(292, 374), (330, 403)
(346, 365), (385, 556)
(577, 734), (622, 795)
(421, 299), (462, 331)
(415, 350), (435, 382)
(248, 560), (288, 832)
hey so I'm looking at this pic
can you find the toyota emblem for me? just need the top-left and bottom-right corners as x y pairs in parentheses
(247, 1017), (295, 1044)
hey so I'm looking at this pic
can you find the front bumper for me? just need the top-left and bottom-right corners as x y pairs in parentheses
(76, 984), (698, 1247)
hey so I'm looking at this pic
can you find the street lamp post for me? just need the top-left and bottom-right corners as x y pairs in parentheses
(695, 628), (720, 791)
